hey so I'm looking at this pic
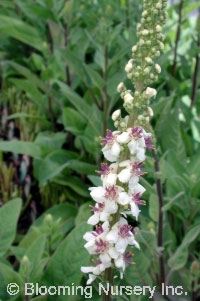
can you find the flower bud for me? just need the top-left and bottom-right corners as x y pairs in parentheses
(124, 93), (134, 105)
(156, 25), (162, 32)
(125, 59), (134, 73)
(112, 110), (121, 121)
(155, 64), (161, 73)
(117, 82), (125, 93)
(132, 45), (137, 52)
(147, 106), (154, 117)
(145, 87), (157, 99)
(145, 57), (153, 64)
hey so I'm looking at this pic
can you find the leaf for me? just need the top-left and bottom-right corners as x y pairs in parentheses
(0, 15), (46, 52)
(75, 202), (92, 226)
(0, 262), (23, 300)
(62, 107), (87, 135)
(7, 113), (51, 127)
(54, 176), (89, 197)
(19, 235), (47, 281)
(55, 80), (102, 136)
(0, 140), (48, 159)
(35, 132), (67, 151)
(168, 224), (200, 270)
(149, 193), (159, 222)
(43, 222), (91, 287)
(32, 203), (78, 228)
(0, 198), (22, 256)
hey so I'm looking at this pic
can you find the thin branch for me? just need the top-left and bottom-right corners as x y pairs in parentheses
(191, 10), (200, 108)
(152, 149), (165, 288)
(171, 0), (184, 76)
(102, 45), (109, 136)
(103, 268), (113, 301)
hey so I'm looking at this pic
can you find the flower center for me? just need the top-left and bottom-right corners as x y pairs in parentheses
(145, 137), (153, 150)
(105, 185), (119, 200)
(131, 162), (145, 176)
(101, 130), (116, 146)
(92, 202), (105, 212)
(132, 193), (146, 206)
(97, 163), (110, 176)
(95, 239), (109, 254)
(130, 127), (143, 139)
(124, 252), (134, 265)
(118, 224), (132, 238)
(92, 225), (104, 237)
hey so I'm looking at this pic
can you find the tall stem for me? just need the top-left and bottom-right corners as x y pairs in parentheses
(190, 9), (200, 108)
(171, 0), (184, 76)
(152, 149), (165, 288)
(102, 45), (109, 136)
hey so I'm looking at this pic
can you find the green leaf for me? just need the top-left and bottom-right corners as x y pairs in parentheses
(149, 193), (159, 222)
(63, 107), (86, 135)
(0, 198), (22, 256)
(75, 202), (92, 226)
(55, 80), (102, 136)
(0, 15), (46, 52)
(19, 235), (47, 280)
(54, 176), (89, 197)
(7, 113), (51, 127)
(0, 140), (48, 159)
(0, 262), (23, 300)
(33, 203), (78, 228)
(43, 222), (91, 286)
(168, 224), (200, 270)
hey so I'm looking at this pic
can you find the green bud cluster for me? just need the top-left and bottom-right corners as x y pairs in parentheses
(116, 0), (167, 128)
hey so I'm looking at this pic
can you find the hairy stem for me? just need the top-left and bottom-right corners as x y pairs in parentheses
(102, 45), (109, 135)
(152, 149), (165, 288)
(171, 0), (184, 76)
(190, 10), (200, 108)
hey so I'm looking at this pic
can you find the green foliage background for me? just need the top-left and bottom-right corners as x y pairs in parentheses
(0, 0), (200, 300)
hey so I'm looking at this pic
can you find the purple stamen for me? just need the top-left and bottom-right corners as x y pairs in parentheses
(101, 130), (115, 146)
(132, 193), (146, 206)
(95, 239), (109, 254)
(131, 162), (145, 176)
(118, 224), (133, 238)
(92, 202), (105, 212)
(130, 127), (143, 139)
(105, 185), (119, 200)
(97, 163), (110, 176)
(145, 137), (154, 150)
(93, 259), (102, 266)
(124, 252), (134, 265)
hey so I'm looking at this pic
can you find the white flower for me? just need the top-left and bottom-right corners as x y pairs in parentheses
(112, 109), (121, 121)
(97, 163), (118, 186)
(127, 127), (146, 161)
(81, 259), (109, 284)
(84, 221), (109, 253)
(87, 200), (118, 225)
(101, 130), (121, 162)
(106, 218), (139, 253)
(114, 251), (134, 278)
(118, 160), (145, 187)
(145, 87), (157, 99)
(117, 132), (130, 144)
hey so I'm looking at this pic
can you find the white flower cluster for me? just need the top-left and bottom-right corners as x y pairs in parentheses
(81, 127), (153, 284)
(81, 0), (167, 286)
